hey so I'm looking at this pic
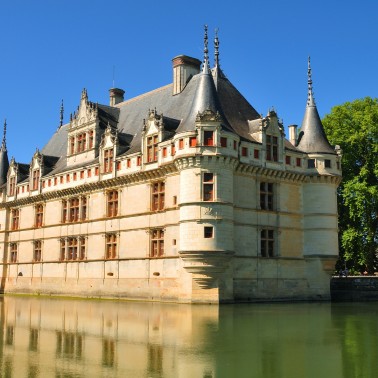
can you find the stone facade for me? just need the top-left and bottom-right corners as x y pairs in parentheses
(0, 31), (342, 303)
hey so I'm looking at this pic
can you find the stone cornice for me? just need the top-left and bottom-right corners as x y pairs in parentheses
(1, 164), (177, 208)
(174, 154), (239, 170)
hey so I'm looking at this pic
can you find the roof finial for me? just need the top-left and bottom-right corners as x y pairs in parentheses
(2, 119), (6, 149)
(214, 28), (220, 67)
(307, 56), (315, 106)
(203, 24), (210, 72)
(60, 99), (64, 128)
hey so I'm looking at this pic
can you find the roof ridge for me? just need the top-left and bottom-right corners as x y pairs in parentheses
(114, 84), (173, 107)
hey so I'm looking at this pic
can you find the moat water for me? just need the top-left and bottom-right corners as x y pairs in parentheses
(0, 296), (376, 378)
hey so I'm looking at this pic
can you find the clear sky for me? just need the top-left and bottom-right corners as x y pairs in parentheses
(0, 0), (377, 163)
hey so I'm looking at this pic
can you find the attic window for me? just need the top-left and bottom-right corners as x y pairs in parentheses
(32, 170), (40, 191)
(104, 149), (113, 173)
(220, 137), (227, 147)
(204, 131), (214, 146)
(147, 135), (158, 162)
(241, 147), (248, 157)
(266, 135), (278, 162)
(325, 159), (331, 168)
(307, 159), (316, 168)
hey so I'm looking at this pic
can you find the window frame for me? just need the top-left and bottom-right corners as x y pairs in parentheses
(35, 204), (44, 228)
(203, 172), (214, 202)
(266, 135), (278, 162)
(9, 243), (17, 263)
(11, 208), (20, 231)
(150, 229), (164, 258)
(151, 181), (165, 211)
(260, 182), (274, 211)
(105, 233), (117, 259)
(107, 190), (119, 218)
(261, 229), (275, 258)
(33, 240), (42, 262)
(103, 148), (114, 173)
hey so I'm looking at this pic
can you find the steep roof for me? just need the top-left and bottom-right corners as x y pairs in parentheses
(297, 58), (335, 154)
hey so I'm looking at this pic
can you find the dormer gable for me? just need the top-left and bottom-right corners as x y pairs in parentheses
(99, 123), (118, 175)
(7, 158), (17, 197)
(30, 150), (43, 192)
(195, 109), (223, 147)
(67, 89), (99, 166)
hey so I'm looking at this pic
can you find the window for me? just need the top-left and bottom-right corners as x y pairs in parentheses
(307, 159), (316, 168)
(104, 149), (113, 173)
(241, 147), (248, 157)
(77, 133), (86, 153)
(254, 149), (259, 159)
(189, 137), (197, 147)
(285, 155), (291, 165)
(178, 139), (184, 150)
(69, 198), (80, 222)
(127, 158), (131, 167)
(260, 182), (273, 210)
(80, 170), (84, 179)
(68, 238), (78, 260)
(66, 174), (70, 183)
(204, 226), (213, 238)
(87, 169), (92, 177)
(95, 167), (99, 176)
(88, 130), (94, 149)
(107, 190), (118, 217)
(147, 135), (158, 162)
(48, 179), (51, 187)
(220, 137), (227, 147)
(203, 131), (214, 146)
(32, 170), (40, 190)
(35, 204), (44, 228)
(62, 197), (87, 223)
(11, 209), (20, 230)
(203, 173), (214, 201)
(9, 243), (17, 263)
(54, 177), (57, 185)
(266, 135), (278, 162)
(151, 181), (165, 211)
(70, 137), (75, 154)
(151, 229), (164, 257)
(137, 156), (141, 166)
(60, 176), (64, 184)
(116, 161), (121, 171)
(171, 145), (175, 156)
(325, 159), (331, 168)
(33, 241), (42, 262)
(60, 237), (85, 261)
(234, 140), (237, 150)
(9, 177), (16, 196)
(261, 229), (274, 257)
(79, 237), (86, 260)
(73, 172), (77, 181)
(106, 234), (117, 259)
(296, 158), (301, 167)
(60, 239), (66, 261)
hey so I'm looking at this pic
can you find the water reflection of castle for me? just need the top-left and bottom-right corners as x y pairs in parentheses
(0, 297), (376, 377)
(0, 296), (218, 377)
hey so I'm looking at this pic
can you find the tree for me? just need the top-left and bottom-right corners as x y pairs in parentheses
(322, 97), (378, 274)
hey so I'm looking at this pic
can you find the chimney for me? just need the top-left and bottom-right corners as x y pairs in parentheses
(288, 124), (298, 146)
(172, 55), (201, 95)
(109, 88), (125, 106)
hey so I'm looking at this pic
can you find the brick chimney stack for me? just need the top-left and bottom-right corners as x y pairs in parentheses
(172, 55), (201, 95)
(109, 88), (125, 106)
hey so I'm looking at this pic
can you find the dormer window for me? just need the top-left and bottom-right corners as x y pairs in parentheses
(204, 131), (214, 146)
(266, 135), (278, 162)
(147, 135), (158, 163)
(89, 131), (94, 149)
(77, 133), (87, 153)
(70, 137), (75, 155)
(9, 177), (16, 196)
(103, 149), (113, 173)
(32, 170), (40, 191)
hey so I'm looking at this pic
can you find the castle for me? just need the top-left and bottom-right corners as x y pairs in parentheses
(0, 28), (341, 303)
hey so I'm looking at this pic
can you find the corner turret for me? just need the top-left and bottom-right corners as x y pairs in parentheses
(297, 57), (335, 154)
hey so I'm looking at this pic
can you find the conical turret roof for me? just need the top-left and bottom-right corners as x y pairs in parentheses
(297, 58), (335, 154)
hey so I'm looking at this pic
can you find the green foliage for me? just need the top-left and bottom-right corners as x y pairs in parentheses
(323, 97), (378, 274)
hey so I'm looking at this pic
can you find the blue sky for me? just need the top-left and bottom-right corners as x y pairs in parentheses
(0, 0), (377, 163)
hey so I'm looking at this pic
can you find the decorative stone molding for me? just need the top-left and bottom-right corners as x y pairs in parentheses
(179, 249), (234, 288)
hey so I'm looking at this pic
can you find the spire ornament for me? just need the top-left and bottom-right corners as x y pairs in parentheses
(2, 119), (7, 149)
(214, 28), (220, 67)
(307, 56), (315, 106)
(60, 99), (64, 128)
(203, 24), (210, 72)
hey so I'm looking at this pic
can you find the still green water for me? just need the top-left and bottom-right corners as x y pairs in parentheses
(0, 296), (376, 378)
